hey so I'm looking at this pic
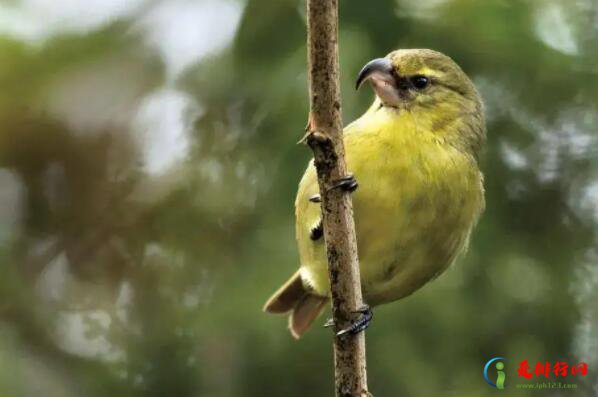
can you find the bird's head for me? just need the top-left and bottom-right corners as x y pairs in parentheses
(356, 49), (485, 154)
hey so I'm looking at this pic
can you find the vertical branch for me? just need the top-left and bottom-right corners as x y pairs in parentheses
(305, 0), (369, 396)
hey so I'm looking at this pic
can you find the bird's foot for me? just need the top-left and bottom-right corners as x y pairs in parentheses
(328, 173), (358, 193)
(310, 174), (357, 204)
(323, 305), (373, 336)
(323, 317), (335, 328)
(337, 305), (373, 336)
(309, 220), (324, 241)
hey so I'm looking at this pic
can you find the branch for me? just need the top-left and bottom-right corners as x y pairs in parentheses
(305, 0), (369, 396)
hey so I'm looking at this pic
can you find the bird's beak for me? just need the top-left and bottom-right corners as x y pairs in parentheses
(355, 58), (400, 107)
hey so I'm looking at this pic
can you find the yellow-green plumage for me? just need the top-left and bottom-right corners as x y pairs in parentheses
(265, 49), (486, 338)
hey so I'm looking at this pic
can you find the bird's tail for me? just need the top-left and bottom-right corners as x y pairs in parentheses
(263, 270), (328, 339)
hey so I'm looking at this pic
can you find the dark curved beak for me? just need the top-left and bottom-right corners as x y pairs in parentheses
(355, 58), (394, 90)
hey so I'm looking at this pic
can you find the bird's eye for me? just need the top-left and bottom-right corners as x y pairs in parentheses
(410, 75), (430, 90)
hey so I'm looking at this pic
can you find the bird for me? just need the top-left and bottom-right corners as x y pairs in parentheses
(264, 49), (486, 339)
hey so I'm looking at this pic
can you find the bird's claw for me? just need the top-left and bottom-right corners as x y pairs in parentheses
(329, 174), (358, 193)
(323, 305), (373, 336)
(309, 194), (321, 203)
(337, 305), (373, 336)
(311, 174), (356, 203)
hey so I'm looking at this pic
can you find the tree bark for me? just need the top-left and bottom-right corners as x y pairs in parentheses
(305, 0), (369, 396)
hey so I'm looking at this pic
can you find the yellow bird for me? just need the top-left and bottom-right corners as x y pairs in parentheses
(264, 49), (486, 338)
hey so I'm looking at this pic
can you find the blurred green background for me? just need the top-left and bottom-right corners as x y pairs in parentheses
(0, 0), (597, 396)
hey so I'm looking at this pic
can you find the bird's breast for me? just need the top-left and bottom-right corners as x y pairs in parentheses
(296, 109), (484, 303)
